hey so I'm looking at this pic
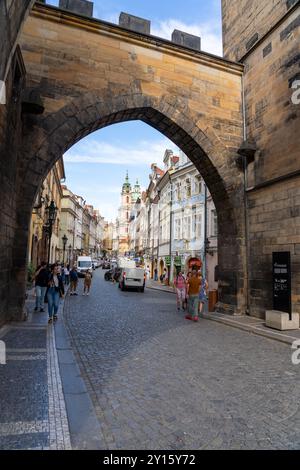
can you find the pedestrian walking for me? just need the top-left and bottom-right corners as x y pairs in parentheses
(70, 266), (78, 295)
(183, 271), (191, 311)
(186, 270), (201, 322)
(198, 274), (208, 314)
(154, 267), (158, 281)
(47, 264), (64, 323)
(60, 264), (65, 284)
(163, 267), (168, 285)
(34, 261), (49, 312)
(173, 271), (186, 311)
(64, 264), (70, 285)
(146, 265), (150, 279)
(83, 269), (92, 295)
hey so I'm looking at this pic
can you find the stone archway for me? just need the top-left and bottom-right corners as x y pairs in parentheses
(7, 92), (246, 322)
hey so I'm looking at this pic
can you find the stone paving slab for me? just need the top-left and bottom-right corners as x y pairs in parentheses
(147, 279), (300, 345)
(0, 290), (71, 450)
(202, 311), (300, 345)
(64, 270), (300, 450)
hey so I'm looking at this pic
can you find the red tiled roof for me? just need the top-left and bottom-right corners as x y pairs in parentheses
(155, 166), (164, 176)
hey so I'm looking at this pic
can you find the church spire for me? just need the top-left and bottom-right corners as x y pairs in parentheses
(122, 170), (131, 193)
(132, 178), (141, 202)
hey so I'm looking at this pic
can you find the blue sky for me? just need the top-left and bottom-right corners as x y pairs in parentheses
(48, 0), (222, 221)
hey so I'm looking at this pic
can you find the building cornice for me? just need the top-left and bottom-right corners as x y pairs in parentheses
(170, 163), (198, 179)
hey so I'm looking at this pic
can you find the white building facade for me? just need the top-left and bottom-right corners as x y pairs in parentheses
(129, 150), (218, 290)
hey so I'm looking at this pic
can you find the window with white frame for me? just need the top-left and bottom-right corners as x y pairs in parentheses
(176, 183), (181, 201)
(193, 213), (202, 239)
(211, 209), (218, 236)
(192, 211), (197, 237)
(185, 178), (191, 198)
(194, 175), (202, 194)
(184, 216), (191, 240)
(175, 218), (181, 239)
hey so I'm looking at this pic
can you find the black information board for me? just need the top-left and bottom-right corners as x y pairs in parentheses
(272, 251), (291, 319)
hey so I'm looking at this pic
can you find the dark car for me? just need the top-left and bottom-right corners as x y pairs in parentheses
(104, 268), (121, 282)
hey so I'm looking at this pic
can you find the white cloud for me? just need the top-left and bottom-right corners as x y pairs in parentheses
(74, 184), (120, 195)
(64, 138), (179, 165)
(152, 19), (223, 57)
(99, 12), (222, 57)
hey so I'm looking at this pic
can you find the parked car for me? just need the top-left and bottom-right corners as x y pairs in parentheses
(92, 259), (98, 269)
(118, 258), (145, 292)
(104, 268), (121, 282)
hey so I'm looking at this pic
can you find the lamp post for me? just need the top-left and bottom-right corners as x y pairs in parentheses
(68, 244), (72, 265)
(45, 200), (58, 265)
(62, 234), (68, 264)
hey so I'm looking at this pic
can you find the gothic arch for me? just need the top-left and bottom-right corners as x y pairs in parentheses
(12, 92), (246, 318)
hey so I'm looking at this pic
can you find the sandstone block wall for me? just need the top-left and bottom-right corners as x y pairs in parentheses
(243, 6), (300, 317)
(244, 6), (300, 185)
(222, 0), (298, 61)
(248, 177), (300, 317)
(0, 0), (34, 79)
(0, 1), (34, 325)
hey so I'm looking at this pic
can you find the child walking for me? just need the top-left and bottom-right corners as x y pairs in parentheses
(174, 271), (186, 311)
(83, 269), (92, 295)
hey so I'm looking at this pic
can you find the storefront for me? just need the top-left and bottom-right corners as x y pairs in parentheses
(174, 255), (183, 275)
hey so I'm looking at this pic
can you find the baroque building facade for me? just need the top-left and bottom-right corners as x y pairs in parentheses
(27, 158), (65, 268)
(127, 150), (218, 288)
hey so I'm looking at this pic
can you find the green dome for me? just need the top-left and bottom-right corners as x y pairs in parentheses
(122, 171), (131, 193)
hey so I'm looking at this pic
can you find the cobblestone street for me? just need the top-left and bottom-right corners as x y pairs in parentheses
(64, 270), (300, 450)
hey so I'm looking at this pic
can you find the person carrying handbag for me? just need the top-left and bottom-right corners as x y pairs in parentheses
(47, 264), (65, 324)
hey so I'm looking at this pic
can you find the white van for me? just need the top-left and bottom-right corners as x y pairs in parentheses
(118, 258), (145, 292)
(77, 256), (93, 277)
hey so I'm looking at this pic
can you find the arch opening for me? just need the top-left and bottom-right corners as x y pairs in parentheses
(9, 94), (246, 322)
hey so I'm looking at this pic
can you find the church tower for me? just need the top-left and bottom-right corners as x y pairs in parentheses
(117, 171), (132, 255)
(132, 179), (141, 203)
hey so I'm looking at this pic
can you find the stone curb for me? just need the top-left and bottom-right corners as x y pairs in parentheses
(55, 288), (104, 450)
(201, 312), (299, 346)
(146, 285), (176, 294)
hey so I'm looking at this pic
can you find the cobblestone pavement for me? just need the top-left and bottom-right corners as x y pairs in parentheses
(64, 270), (300, 450)
(0, 293), (71, 450)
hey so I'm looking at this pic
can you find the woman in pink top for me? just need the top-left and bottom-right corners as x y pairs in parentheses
(174, 271), (186, 311)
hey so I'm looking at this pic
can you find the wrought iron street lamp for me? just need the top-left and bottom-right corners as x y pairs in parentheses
(62, 234), (68, 264)
(45, 200), (58, 265)
(68, 244), (72, 264)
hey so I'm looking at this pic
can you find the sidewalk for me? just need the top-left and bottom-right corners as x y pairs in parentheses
(0, 289), (71, 450)
(147, 279), (300, 346)
(146, 278), (175, 294)
(201, 310), (300, 346)
(0, 286), (102, 450)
